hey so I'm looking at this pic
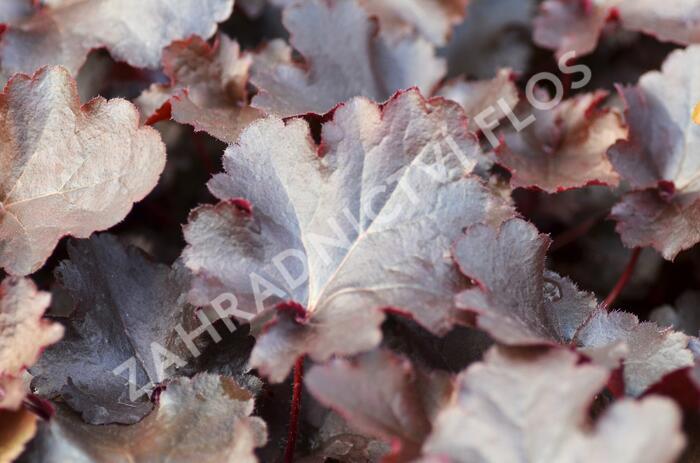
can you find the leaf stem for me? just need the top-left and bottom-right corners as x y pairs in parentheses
(602, 247), (641, 309)
(550, 212), (605, 251)
(284, 356), (304, 463)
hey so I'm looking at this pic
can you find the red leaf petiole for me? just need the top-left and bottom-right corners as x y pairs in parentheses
(602, 247), (641, 310)
(284, 356), (304, 463)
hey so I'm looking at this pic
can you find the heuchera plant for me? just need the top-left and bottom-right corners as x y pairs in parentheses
(2, 0), (700, 462)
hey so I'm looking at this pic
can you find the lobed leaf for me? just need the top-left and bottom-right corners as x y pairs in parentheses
(0, 66), (166, 276)
(250, 0), (445, 116)
(0, 277), (63, 410)
(22, 374), (267, 463)
(30, 234), (197, 424)
(534, 0), (700, 59)
(0, 0), (234, 81)
(609, 46), (700, 259)
(183, 89), (514, 382)
(136, 35), (263, 144)
(306, 349), (453, 461)
(422, 347), (686, 463)
(454, 218), (694, 395)
(497, 91), (625, 193)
